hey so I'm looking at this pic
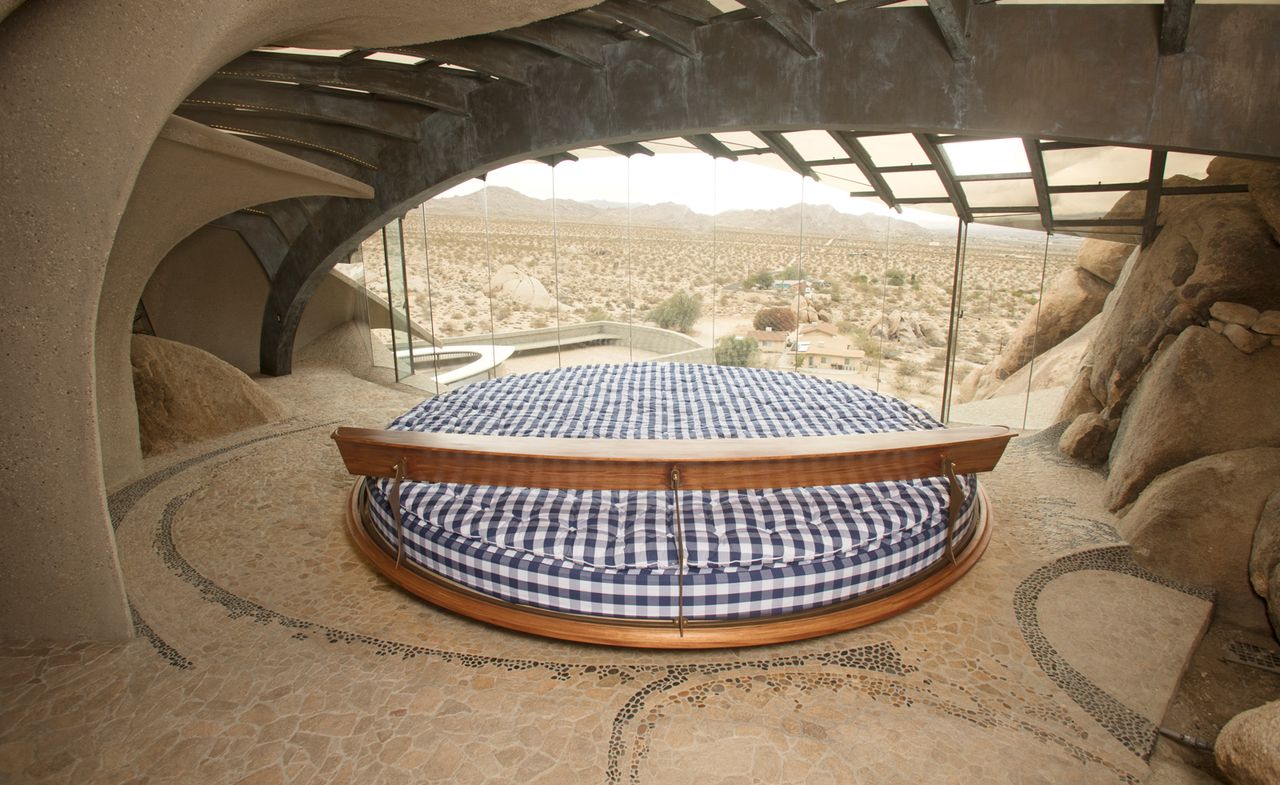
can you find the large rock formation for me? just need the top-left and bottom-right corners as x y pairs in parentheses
(1105, 327), (1280, 510)
(490, 264), (557, 310)
(1119, 448), (1280, 626)
(1250, 491), (1280, 600)
(132, 334), (286, 456)
(1216, 700), (1280, 785)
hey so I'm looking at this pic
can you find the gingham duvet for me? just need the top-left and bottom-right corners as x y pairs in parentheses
(367, 362), (978, 620)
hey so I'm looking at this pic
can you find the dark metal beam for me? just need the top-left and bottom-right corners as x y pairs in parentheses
(389, 38), (556, 85)
(174, 107), (389, 170)
(896, 197), (952, 205)
(655, 0), (724, 23)
(1141, 149), (1168, 248)
(682, 134), (738, 160)
(216, 54), (473, 114)
(494, 18), (619, 67)
(1160, 0), (1195, 56)
(954, 171), (1033, 182)
(756, 131), (816, 178)
(184, 78), (429, 141)
(828, 130), (899, 211)
(604, 142), (654, 157)
(1022, 138), (1054, 233)
(1047, 181), (1149, 194)
(209, 213), (291, 279)
(597, 1), (701, 57)
(914, 132), (974, 223)
(1054, 218), (1144, 228)
(970, 206), (1041, 214)
(536, 151), (579, 166)
(925, 0), (971, 62)
(876, 163), (935, 174)
(737, 0), (818, 57)
(1162, 183), (1249, 195)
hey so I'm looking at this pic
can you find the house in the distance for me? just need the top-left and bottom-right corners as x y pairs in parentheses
(795, 322), (865, 370)
(746, 328), (789, 353)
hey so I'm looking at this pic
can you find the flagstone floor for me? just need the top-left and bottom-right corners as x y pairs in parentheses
(0, 365), (1232, 784)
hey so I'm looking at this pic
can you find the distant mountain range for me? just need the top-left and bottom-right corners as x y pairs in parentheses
(426, 186), (942, 242)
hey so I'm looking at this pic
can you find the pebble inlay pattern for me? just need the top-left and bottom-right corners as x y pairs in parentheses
(1012, 545), (1213, 758)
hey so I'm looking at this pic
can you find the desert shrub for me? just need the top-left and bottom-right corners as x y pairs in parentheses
(714, 336), (758, 367)
(779, 264), (804, 280)
(856, 333), (882, 360)
(647, 291), (702, 333)
(885, 268), (907, 287)
(743, 270), (774, 290)
(530, 315), (549, 329)
(753, 307), (797, 333)
(584, 306), (611, 322)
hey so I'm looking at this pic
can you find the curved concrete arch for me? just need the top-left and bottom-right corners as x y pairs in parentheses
(260, 4), (1280, 375)
(0, 0), (594, 641)
(96, 116), (373, 489)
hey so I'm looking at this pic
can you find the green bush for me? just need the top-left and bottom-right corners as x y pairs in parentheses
(714, 335), (758, 367)
(647, 291), (702, 334)
(885, 268), (907, 287)
(743, 270), (774, 290)
(584, 306), (611, 322)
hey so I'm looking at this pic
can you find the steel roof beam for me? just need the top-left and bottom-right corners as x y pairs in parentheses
(738, 0), (819, 57)
(915, 132), (973, 223)
(1160, 0), (1195, 56)
(828, 130), (900, 211)
(682, 134), (738, 160)
(216, 54), (473, 114)
(184, 78), (429, 141)
(175, 107), (388, 170)
(494, 18), (619, 68)
(604, 142), (655, 157)
(389, 38), (557, 85)
(1022, 138), (1054, 233)
(925, 0), (971, 62)
(597, 1), (701, 57)
(1141, 149), (1168, 247)
(756, 130), (816, 178)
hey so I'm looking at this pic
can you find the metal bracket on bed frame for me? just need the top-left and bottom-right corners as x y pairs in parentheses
(670, 465), (686, 637)
(390, 460), (406, 569)
(941, 457), (964, 566)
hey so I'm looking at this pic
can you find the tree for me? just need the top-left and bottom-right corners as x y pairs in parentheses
(715, 335), (758, 367)
(647, 291), (702, 333)
(743, 269), (774, 290)
(753, 306), (797, 333)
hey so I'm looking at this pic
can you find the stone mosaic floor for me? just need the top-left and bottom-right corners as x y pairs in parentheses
(0, 367), (1216, 784)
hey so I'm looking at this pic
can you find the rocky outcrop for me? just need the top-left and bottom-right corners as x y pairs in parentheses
(1058, 411), (1116, 465)
(132, 334), (286, 456)
(1105, 327), (1280, 510)
(864, 309), (945, 348)
(1120, 448), (1280, 626)
(1076, 237), (1134, 286)
(491, 264), (557, 310)
(1251, 492), (1280, 601)
(1216, 700), (1280, 785)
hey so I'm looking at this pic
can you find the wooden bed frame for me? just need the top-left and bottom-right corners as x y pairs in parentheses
(332, 424), (1014, 649)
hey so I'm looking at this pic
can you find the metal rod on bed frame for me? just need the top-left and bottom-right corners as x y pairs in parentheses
(942, 457), (964, 566)
(390, 460), (406, 569)
(670, 465), (686, 637)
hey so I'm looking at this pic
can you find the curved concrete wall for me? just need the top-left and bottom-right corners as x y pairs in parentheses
(0, 0), (593, 641)
(260, 5), (1280, 376)
(143, 227), (270, 376)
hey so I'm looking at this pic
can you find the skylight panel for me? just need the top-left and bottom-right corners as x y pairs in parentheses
(364, 52), (427, 66)
(254, 46), (352, 58)
(881, 169), (948, 198)
(707, 0), (745, 12)
(1050, 191), (1144, 220)
(711, 132), (766, 151)
(941, 138), (1030, 176)
(780, 131), (846, 161)
(856, 133), (930, 167)
(1165, 152), (1216, 180)
(1042, 146), (1151, 187)
(643, 137), (702, 153)
(809, 163), (873, 190)
(961, 179), (1038, 208)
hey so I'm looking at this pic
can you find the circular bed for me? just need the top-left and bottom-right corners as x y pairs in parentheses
(346, 362), (993, 648)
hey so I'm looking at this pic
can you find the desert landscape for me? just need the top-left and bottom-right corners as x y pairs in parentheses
(338, 185), (1080, 420)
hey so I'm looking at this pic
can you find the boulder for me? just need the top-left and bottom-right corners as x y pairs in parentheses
(1253, 311), (1280, 336)
(1249, 491), (1280, 598)
(1058, 412), (1117, 465)
(1212, 301), (1262, 327)
(1083, 188), (1280, 419)
(1223, 323), (1271, 354)
(1251, 164), (1280, 243)
(975, 315), (1099, 402)
(1075, 238), (1134, 286)
(1120, 448), (1280, 627)
(987, 267), (1111, 382)
(1057, 366), (1102, 422)
(490, 264), (557, 310)
(1106, 327), (1280, 510)
(132, 335), (286, 456)
(1216, 700), (1280, 785)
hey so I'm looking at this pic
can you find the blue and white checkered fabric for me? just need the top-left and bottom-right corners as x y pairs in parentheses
(368, 363), (979, 621)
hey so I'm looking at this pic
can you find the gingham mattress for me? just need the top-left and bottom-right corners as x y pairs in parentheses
(367, 363), (978, 621)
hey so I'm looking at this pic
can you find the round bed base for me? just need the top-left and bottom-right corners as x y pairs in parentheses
(345, 477), (992, 649)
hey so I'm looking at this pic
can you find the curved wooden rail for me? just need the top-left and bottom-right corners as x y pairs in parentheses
(344, 479), (993, 649)
(331, 424), (1014, 490)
